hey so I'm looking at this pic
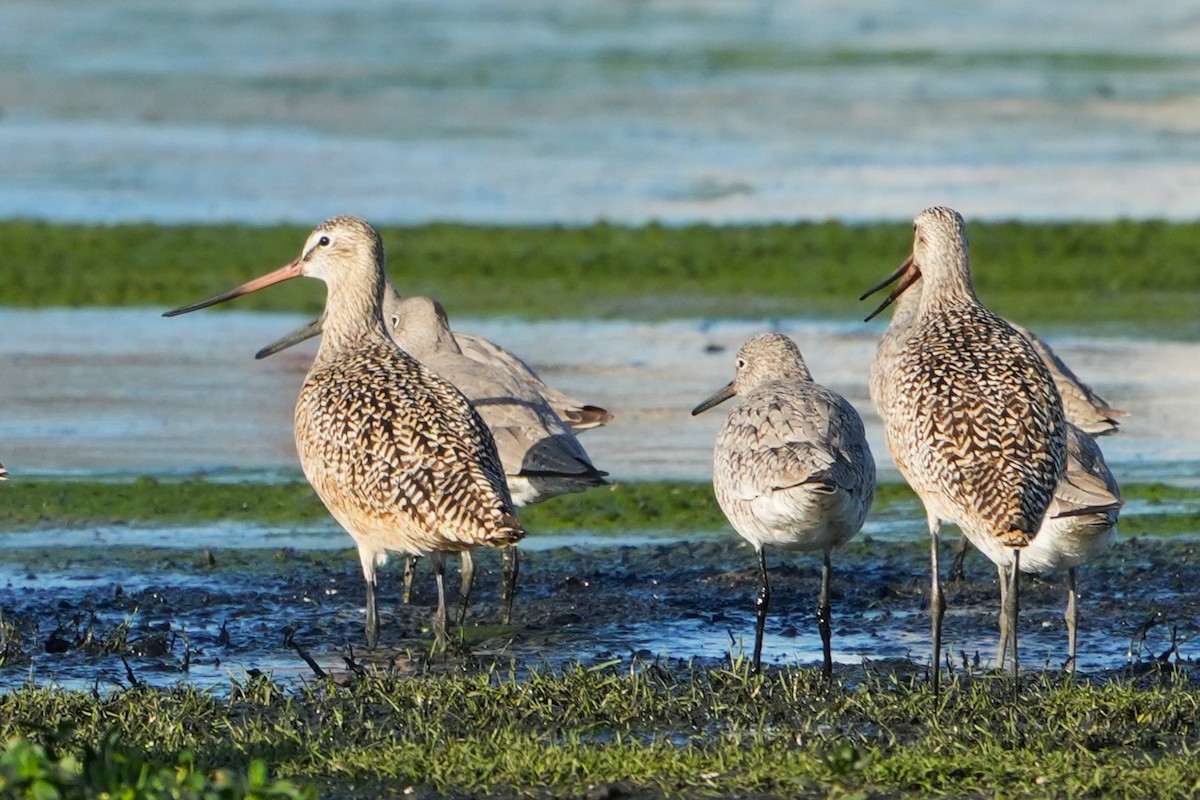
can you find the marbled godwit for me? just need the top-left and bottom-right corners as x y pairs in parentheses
(165, 216), (524, 648)
(257, 292), (610, 624)
(866, 273), (1126, 583)
(692, 333), (875, 677)
(862, 207), (1067, 694)
(0, 461), (8, 480)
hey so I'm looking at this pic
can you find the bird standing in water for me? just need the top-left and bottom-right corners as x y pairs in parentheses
(693, 333), (875, 677)
(165, 216), (524, 648)
(863, 207), (1067, 695)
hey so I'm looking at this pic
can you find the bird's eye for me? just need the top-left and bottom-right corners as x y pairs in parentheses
(736, 358), (746, 370)
(318, 235), (331, 246)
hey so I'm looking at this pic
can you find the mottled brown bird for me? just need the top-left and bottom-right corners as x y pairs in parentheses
(256, 287), (610, 625)
(863, 206), (1067, 694)
(868, 271), (1122, 673)
(165, 216), (524, 648)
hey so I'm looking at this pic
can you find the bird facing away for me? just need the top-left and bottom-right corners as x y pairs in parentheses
(164, 216), (525, 649)
(862, 206), (1067, 695)
(256, 287), (610, 625)
(692, 333), (875, 677)
(867, 272), (1122, 673)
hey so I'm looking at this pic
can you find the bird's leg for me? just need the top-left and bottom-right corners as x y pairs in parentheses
(431, 551), (448, 651)
(949, 535), (969, 582)
(401, 555), (419, 605)
(752, 547), (770, 673)
(501, 546), (521, 625)
(455, 551), (475, 629)
(359, 550), (380, 649)
(1006, 548), (1021, 697)
(1066, 566), (1078, 675)
(928, 517), (946, 698)
(997, 563), (1010, 670)
(818, 549), (833, 681)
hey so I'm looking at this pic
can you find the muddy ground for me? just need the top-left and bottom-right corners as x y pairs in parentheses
(1, 530), (1196, 691)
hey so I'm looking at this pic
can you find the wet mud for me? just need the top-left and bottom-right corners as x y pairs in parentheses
(1, 530), (1196, 691)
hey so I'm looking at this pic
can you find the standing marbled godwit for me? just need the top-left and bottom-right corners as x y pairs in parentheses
(866, 272), (1126, 591)
(165, 216), (524, 648)
(863, 207), (1067, 694)
(692, 333), (875, 677)
(257, 292), (610, 624)
(868, 273), (1122, 671)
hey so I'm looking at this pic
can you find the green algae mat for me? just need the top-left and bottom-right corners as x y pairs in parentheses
(4, 220), (1199, 335)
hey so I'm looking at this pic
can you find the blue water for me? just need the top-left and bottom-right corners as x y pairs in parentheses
(2, 0), (1200, 224)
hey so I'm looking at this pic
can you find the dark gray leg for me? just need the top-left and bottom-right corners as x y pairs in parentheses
(455, 550), (475, 628)
(501, 547), (520, 625)
(365, 578), (379, 649)
(928, 518), (946, 698)
(997, 563), (1010, 669)
(1005, 549), (1021, 697)
(752, 547), (770, 673)
(818, 549), (833, 680)
(1066, 566), (1078, 675)
(359, 550), (380, 649)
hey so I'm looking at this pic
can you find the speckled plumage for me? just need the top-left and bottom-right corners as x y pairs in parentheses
(257, 281), (608, 624)
(295, 337), (522, 558)
(871, 283), (1126, 439)
(166, 215), (523, 647)
(882, 209), (1067, 554)
(258, 283), (614, 435)
(867, 207), (1068, 691)
(870, 266), (1121, 671)
(870, 274), (1121, 568)
(694, 333), (875, 674)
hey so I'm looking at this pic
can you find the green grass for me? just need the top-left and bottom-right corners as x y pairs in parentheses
(0, 730), (313, 800)
(4, 220), (1200, 334)
(2, 665), (1198, 798)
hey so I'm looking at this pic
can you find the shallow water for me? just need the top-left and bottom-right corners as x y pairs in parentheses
(0, 306), (1197, 689)
(1, 528), (1195, 692)
(2, 1), (1200, 223)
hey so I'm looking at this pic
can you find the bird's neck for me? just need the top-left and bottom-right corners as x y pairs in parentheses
(918, 258), (976, 315)
(314, 272), (392, 362)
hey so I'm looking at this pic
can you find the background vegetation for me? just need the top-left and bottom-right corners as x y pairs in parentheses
(3, 220), (1198, 334)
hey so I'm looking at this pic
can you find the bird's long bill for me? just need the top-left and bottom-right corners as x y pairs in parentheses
(861, 255), (919, 322)
(691, 382), (736, 416)
(162, 259), (304, 317)
(255, 318), (324, 360)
